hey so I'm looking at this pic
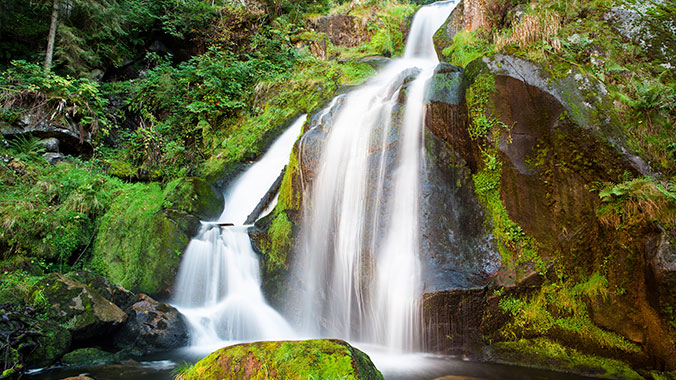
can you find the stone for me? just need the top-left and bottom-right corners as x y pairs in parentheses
(41, 137), (60, 152)
(43, 152), (65, 165)
(61, 347), (124, 367)
(65, 271), (138, 310)
(177, 339), (383, 380)
(114, 294), (188, 354)
(32, 273), (127, 341)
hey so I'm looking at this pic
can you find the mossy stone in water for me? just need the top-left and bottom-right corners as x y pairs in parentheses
(177, 339), (384, 380)
(61, 347), (123, 367)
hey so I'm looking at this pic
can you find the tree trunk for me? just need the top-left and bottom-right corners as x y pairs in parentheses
(44, 0), (59, 72)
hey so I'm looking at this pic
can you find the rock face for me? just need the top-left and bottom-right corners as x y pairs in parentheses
(163, 177), (224, 220)
(421, 64), (500, 290)
(315, 15), (370, 48)
(421, 53), (676, 370)
(177, 339), (383, 380)
(32, 273), (127, 341)
(65, 271), (138, 310)
(0, 116), (92, 155)
(114, 294), (188, 354)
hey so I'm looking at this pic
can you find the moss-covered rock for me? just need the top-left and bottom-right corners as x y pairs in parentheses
(24, 318), (71, 368)
(91, 182), (200, 296)
(65, 271), (137, 309)
(163, 177), (223, 220)
(177, 339), (383, 380)
(31, 273), (126, 341)
(61, 347), (124, 367)
(486, 338), (644, 380)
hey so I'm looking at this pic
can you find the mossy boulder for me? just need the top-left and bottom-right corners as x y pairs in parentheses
(65, 271), (137, 309)
(91, 182), (201, 296)
(163, 177), (223, 220)
(24, 318), (71, 368)
(61, 347), (124, 367)
(114, 294), (188, 354)
(177, 339), (383, 380)
(422, 54), (676, 371)
(31, 273), (126, 341)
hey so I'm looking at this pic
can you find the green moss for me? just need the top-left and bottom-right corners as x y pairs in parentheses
(491, 338), (643, 380)
(497, 273), (641, 354)
(61, 347), (122, 367)
(264, 213), (293, 271)
(178, 339), (384, 380)
(465, 73), (543, 271)
(277, 149), (302, 213)
(163, 177), (223, 220)
(91, 182), (197, 294)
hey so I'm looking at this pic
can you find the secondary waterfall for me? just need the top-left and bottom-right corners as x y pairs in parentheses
(296, 0), (457, 351)
(172, 116), (306, 347)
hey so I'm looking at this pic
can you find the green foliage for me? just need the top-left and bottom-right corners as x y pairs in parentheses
(498, 273), (641, 353)
(1, 60), (111, 136)
(442, 30), (495, 68)
(597, 177), (676, 230)
(0, 153), (124, 269)
(7, 135), (46, 156)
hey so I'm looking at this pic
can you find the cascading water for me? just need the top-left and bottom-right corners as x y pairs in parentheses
(296, 0), (458, 352)
(172, 115), (306, 348)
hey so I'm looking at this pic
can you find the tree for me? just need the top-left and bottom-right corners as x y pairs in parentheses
(44, 0), (60, 71)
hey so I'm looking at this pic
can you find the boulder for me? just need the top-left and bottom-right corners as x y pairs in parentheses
(176, 339), (383, 380)
(66, 271), (138, 310)
(61, 347), (124, 367)
(114, 294), (188, 354)
(32, 273), (126, 341)
(163, 177), (224, 220)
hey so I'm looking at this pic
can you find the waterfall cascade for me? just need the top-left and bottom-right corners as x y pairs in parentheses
(171, 0), (457, 355)
(296, 0), (458, 352)
(172, 116), (306, 348)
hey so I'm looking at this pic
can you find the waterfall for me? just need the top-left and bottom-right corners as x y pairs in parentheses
(172, 116), (306, 347)
(296, 0), (457, 352)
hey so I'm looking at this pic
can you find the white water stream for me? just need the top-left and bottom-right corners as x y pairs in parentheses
(172, 116), (305, 349)
(171, 0), (457, 361)
(297, 0), (458, 352)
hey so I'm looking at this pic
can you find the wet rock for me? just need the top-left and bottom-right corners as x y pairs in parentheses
(422, 288), (487, 354)
(114, 294), (188, 354)
(62, 377), (95, 380)
(645, 232), (676, 319)
(315, 15), (370, 48)
(61, 347), (125, 367)
(32, 273), (127, 341)
(25, 318), (72, 368)
(177, 339), (383, 380)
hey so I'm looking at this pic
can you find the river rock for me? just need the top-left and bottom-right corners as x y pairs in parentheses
(114, 294), (188, 354)
(32, 273), (127, 341)
(61, 347), (124, 367)
(176, 339), (383, 380)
